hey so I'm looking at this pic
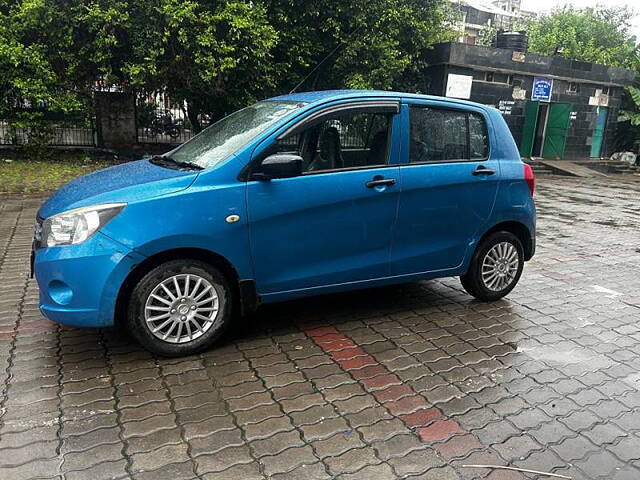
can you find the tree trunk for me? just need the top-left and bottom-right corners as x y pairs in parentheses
(186, 101), (202, 134)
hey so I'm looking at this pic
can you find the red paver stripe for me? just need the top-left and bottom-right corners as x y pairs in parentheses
(373, 384), (414, 403)
(330, 346), (369, 361)
(337, 355), (378, 371)
(400, 408), (444, 428)
(303, 324), (485, 459)
(417, 419), (465, 442)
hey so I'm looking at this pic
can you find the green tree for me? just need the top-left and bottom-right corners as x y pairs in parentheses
(123, 1), (278, 131)
(264, 0), (459, 94)
(620, 86), (640, 127)
(0, 1), (75, 115)
(616, 85), (640, 153)
(524, 5), (639, 69)
(124, 0), (459, 127)
(1, 0), (459, 133)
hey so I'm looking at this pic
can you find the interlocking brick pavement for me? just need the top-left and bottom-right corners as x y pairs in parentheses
(2, 175), (640, 479)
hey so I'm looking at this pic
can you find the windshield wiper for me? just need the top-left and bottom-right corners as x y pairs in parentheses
(150, 155), (204, 171)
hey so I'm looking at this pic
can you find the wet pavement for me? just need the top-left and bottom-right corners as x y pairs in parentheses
(1, 175), (640, 480)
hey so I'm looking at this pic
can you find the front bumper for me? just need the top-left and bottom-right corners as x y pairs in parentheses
(34, 232), (146, 327)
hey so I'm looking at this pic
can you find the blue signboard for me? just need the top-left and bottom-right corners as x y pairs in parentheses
(532, 77), (553, 102)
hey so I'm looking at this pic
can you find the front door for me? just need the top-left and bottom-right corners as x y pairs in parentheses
(389, 102), (499, 276)
(590, 107), (608, 158)
(247, 103), (402, 294)
(542, 103), (572, 159)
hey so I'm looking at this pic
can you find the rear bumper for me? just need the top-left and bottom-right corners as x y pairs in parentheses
(35, 232), (146, 327)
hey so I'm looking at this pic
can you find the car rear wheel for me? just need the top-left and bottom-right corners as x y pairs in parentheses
(127, 260), (231, 356)
(460, 231), (524, 302)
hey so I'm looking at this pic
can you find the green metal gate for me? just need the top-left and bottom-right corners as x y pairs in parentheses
(520, 101), (572, 159)
(542, 103), (572, 159)
(519, 101), (539, 157)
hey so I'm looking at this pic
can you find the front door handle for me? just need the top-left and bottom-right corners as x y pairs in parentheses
(366, 178), (396, 188)
(473, 165), (495, 176)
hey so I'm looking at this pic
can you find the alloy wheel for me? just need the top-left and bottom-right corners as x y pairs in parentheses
(144, 274), (220, 344)
(481, 242), (519, 292)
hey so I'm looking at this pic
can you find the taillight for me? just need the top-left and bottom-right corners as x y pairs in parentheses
(523, 163), (535, 196)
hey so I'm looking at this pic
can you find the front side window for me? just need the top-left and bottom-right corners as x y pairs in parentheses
(168, 101), (305, 169)
(269, 108), (394, 173)
(409, 107), (489, 163)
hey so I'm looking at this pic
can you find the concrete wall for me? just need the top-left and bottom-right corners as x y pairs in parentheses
(95, 91), (137, 149)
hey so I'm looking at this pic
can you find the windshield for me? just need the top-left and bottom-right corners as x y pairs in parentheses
(167, 101), (306, 169)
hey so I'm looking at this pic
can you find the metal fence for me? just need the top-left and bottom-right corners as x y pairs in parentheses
(136, 91), (195, 144)
(0, 91), (219, 148)
(0, 115), (96, 146)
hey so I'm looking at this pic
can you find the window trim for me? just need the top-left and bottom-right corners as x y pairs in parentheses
(276, 100), (400, 141)
(406, 105), (490, 165)
(276, 101), (400, 140)
(299, 162), (399, 177)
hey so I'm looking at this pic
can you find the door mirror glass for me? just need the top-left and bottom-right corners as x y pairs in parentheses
(253, 154), (303, 180)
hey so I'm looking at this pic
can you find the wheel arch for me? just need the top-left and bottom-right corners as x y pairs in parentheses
(114, 247), (257, 328)
(479, 221), (534, 261)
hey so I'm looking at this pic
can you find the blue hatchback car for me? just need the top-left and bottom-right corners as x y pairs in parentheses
(34, 90), (536, 356)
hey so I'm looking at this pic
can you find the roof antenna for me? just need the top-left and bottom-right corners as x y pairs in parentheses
(289, 24), (364, 94)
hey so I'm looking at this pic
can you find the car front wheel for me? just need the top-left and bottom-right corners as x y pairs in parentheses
(460, 231), (524, 302)
(127, 260), (231, 356)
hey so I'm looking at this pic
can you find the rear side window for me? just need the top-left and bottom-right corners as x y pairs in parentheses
(469, 113), (489, 159)
(409, 107), (489, 163)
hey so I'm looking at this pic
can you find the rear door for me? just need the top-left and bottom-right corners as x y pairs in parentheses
(389, 101), (500, 276)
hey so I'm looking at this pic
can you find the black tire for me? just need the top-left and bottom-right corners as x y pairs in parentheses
(166, 126), (181, 139)
(460, 231), (524, 302)
(127, 260), (232, 357)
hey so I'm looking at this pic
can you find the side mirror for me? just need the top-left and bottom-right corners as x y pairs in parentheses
(252, 154), (303, 180)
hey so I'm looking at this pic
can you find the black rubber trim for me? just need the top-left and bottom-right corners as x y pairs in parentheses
(238, 279), (260, 316)
(525, 236), (536, 261)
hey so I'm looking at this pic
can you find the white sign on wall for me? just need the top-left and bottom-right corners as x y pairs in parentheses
(589, 89), (610, 107)
(498, 100), (515, 115)
(512, 87), (527, 100)
(446, 74), (473, 100)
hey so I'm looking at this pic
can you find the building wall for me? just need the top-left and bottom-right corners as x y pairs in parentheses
(423, 43), (633, 160)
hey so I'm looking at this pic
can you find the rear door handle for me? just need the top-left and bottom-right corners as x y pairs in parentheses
(473, 166), (495, 176)
(366, 178), (396, 188)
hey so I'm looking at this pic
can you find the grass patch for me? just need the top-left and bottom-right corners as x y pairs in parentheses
(0, 154), (123, 194)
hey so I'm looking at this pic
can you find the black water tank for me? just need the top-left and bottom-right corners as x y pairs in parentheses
(495, 31), (528, 52)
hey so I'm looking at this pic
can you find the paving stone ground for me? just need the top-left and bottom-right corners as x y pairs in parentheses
(1, 175), (640, 480)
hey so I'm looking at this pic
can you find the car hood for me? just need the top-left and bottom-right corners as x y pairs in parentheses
(38, 159), (199, 219)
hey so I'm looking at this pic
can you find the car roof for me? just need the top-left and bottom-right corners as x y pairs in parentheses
(269, 89), (492, 111)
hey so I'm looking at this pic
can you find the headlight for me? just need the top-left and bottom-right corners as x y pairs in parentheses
(41, 203), (126, 247)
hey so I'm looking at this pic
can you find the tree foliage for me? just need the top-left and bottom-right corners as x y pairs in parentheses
(620, 87), (640, 127)
(123, 1), (280, 130)
(524, 5), (639, 69)
(263, 0), (458, 93)
(616, 85), (640, 153)
(0, 0), (458, 129)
